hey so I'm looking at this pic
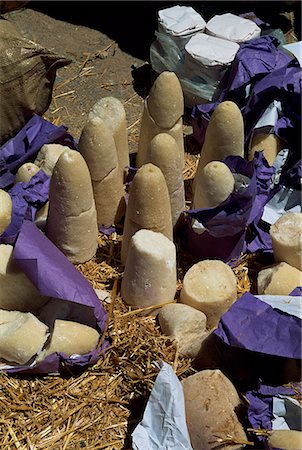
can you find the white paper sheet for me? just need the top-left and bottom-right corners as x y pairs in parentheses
(158, 5), (205, 37)
(282, 41), (302, 67)
(272, 396), (302, 431)
(256, 295), (302, 320)
(206, 13), (261, 43)
(132, 361), (193, 450)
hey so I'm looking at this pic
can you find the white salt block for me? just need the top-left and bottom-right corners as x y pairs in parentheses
(46, 149), (98, 264)
(148, 133), (185, 226)
(40, 319), (99, 358)
(34, 143), (70, 176)
(79, 116), (124, 227)
(181, 369), (247, 450)
(249, 133), (282, 166)
(0, 189), (12, 235)
(15, 162), (40, 183)
(0, 244), (47, 312)
(121, 229), (176, 310)
(121, 163), (172, 265)
(258, 262), (302, 295)
(180, 259), (237, 329)
(193, 160), (235, 209)
(158, 303), (208, 358)
(88, 96), (129, 171)
(268, 430), (302, 450)
(194, 101), (244, 188)
(270, 212), (302, 270)
(0, 309), (48, 365)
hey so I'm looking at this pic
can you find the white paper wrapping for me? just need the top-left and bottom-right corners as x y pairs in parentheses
(132, 361), (193, 450)
(272, 396), (302, 431)
(255, 295), (302, 320)
(158, 5), (206, 37)
(206, 13), (261, 43)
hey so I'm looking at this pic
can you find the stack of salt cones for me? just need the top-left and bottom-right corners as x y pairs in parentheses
(1, 71), (301, 450)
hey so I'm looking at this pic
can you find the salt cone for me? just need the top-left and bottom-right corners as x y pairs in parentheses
(121, 163), (172, 265)
(0, 189), (12, 235)
(148, 133), (185, 226)
(15, 163), (40, 183)
(34, 143), (70, 176)
(46, 149), (98, 264)
(257, 262), (302, 295)
(194, 101), (244, 187)
(88, 96), (129, 171)
(270, 212), (302, 270)
(79, 117), (124, 227)
(121, 229), (176, 310)
(249, 133), (282, 166)
(193, 160), (235, 209)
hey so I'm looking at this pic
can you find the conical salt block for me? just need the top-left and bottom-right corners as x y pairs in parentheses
(193, 160), (235, 209)
(46, 149), (98, 264)
(121, 229), (176, 310)
(249, 133), (282, 166)
(0, 244), (48, 312)
(0, 309), (48, 365)
(121, 163), (172, 265)
(268, 430), (302, 450)
(180, 259), (237, 329)
(34, 143), (70, 176)
(181, 369), (247, 450)
(137, 71), (184, 168)
(149, 133), (185, 226)
(34, 202), (49, 230)
(270, 212), (302, 270)
(194, 101), (244, 187)
(88, 96), (129, 171)
(79, 117), (124, 227)
(258, 262), (302, 295)
(15, 163), (40, 184)
(0, 189), (12, 235)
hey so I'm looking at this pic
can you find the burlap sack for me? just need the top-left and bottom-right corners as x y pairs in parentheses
(0, 18), (71, 145)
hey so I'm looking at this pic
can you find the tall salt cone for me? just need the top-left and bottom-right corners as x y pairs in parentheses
(121, 229), (176, 311)
(194, 101), (244, 189)
(88, 97), (129, 172)
(79, 117), (124, 228)
(46, 149), (98, 264)
(249, 133), (282, 166)
(0, 190), (12, 235)
(149, 133), (185, 227)
(193, 161), (235, 209)
(136, 71), (184, 168)
(121, 163), (172, 265)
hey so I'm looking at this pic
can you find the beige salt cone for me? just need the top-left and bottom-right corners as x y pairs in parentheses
(15, 163), (40, 183)
(46, 149), (98, 264)
(121, 163), (172, 265)
(0, 189), (12, 235)
(257, 262), (302, 295)
(34, 143), (70, 176)
(249, 133), (282, 166)
(270, 212), (302, 270)
(79, 116), (124, 227)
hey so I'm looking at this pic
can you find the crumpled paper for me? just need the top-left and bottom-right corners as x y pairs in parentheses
(205, 13), (261, 43)
(132, 361), (192, 450)
(3, 220), (108, 375)
(0, 114), (76, 189)
(158, 5), (205, 37)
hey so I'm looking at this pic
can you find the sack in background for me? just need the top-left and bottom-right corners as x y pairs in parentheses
(0, 18), (71, 145)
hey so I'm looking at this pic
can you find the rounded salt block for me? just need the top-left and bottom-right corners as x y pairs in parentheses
(88, 96), (129, 170)
(193, 160), (235, 209)
(147, 71), (184, 129)
(0, 309), (48, 365)
(194, 101), (244, 187)
(0, 244), (48, 312)
(149, 133), (185, 226)
(257, 262), (302, 295)
(180, 259), (237, 329)
(15, 163), (40, 183)
(0, 189), (12, 235)
(121, 229), (176, 310)
(34, 143), (70, 176)
(249, 133), (282, 166)
(268, 430), (302, 450)
(270, 212), (302, 270)
(46, 149), (98, 264)
(121, 163), (172, 265)
(41, 319), (99, 358)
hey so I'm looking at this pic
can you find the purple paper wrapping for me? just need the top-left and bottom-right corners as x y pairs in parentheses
(0, 170), (50, 245)
(0, 114), (77, 189)
(185, 152), (275, 261)
(214, 292), (301, 359)
(4, 220), (109, 374)
(192, 36), (299, 148)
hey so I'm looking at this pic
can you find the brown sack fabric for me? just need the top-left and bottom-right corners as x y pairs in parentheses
(0, 18), (71, 145)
